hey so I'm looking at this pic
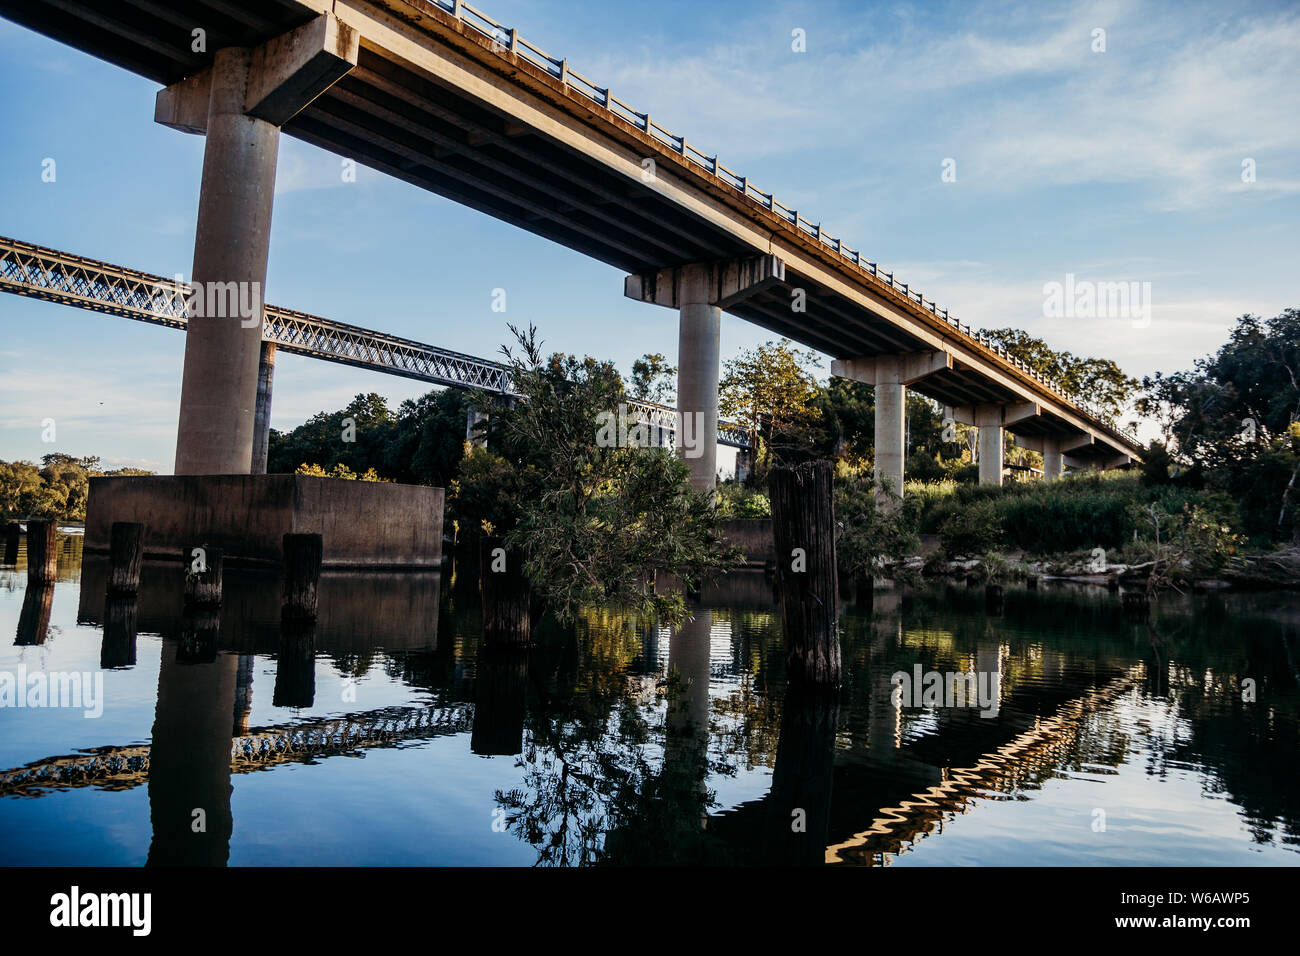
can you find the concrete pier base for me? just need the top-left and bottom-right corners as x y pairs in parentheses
(84, 475), (444, 568)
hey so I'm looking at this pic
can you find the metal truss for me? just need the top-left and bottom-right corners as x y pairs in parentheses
(0, 234), (752, 448)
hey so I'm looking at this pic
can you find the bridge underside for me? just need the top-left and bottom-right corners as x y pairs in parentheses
(1, 0), (1140, 489)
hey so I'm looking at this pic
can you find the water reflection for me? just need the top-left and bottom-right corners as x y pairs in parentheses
(1, 544), (1298, 867)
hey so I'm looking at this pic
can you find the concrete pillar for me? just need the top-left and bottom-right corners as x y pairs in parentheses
(465, 408), (489, 449)
(873, 358), (906, 500)
(676, 265), (720, 494)
(251, 341), (276, 474)
(975, 407), (1004, 486)
(1042, 436), (1063, 481)
(174, 47), (280, 475)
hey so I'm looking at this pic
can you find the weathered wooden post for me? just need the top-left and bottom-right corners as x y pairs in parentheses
(769, 460), (840, 685)
(282, 533), (323, 622)
(106, 521), (146, 596)
(2, 522), (19, 565)
(985, 582), (1004, 615)
(480, 536), (531, 646)
(26, 519), (59, 584)
(184, 546), (224, 607)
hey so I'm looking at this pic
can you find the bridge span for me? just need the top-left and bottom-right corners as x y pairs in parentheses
(0, 234), (753, 469)
(0, 0), (1142, 490)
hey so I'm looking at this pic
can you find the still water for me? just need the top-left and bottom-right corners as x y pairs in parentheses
(2, 536), (1297, 866)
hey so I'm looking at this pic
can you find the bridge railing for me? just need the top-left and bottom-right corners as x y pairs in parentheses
(431, 0), (1138, 442)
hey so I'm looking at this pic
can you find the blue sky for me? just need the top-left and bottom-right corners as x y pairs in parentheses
(1, 0), (1297, 472)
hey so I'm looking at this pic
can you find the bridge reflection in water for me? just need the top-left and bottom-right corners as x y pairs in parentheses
(1, 553), (1298, 867)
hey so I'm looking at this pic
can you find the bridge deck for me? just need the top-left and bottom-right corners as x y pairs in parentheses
(0, 0), (1140, 457)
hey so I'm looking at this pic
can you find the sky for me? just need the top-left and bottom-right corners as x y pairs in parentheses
(1, 0), (1297, 473)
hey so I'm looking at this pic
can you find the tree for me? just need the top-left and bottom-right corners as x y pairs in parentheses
(719, 339), (824, 473)
(983, 327), (1139, 420)
(1139, 309), (1300, 540)
(627, 353), (676, 405)
(455, 324), (738, 626)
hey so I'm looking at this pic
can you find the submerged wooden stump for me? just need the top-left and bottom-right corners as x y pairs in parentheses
(769, 460), (840, 686)
(106, 521), (146, 596)
(184, 546), (224, 607)
(26, 520), (59, 584)
(480, 536), (531, 647)
(282, 533), (323, 622)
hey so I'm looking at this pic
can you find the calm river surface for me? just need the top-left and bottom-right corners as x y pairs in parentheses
(2, 536), (1298, 866)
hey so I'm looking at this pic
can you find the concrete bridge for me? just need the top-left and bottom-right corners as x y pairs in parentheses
(0, 233), (753, 472)
(0, 0), (1141, 496)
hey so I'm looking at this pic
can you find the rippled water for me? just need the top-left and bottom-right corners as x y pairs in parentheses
(2, 536), (1297, 866)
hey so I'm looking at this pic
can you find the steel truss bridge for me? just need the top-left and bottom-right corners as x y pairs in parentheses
(0, 234), (751, 448)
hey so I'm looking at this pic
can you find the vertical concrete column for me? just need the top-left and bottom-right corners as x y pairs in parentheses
(465, 408), (489, 449)
(174, 47), (280, 475)
(676, 265), (720, 494)
(1042, 436), (1063, 481)
(251, 341), (276, 474)
(975, 406), (1004, 486)
(874, 357), (905, 500)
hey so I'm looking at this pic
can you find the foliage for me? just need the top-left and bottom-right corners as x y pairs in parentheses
(916, 472), (1243, 557)
(456, 325), (739, 626)
(626, 353), (676, 404)
(938, 500), (1003, 558)
(1130, 502), (1245, 591)
(834, 465), (919, 582)
(0, 453), (154, 521)
(1139, 309), (1300, 541)
(294, 462), (388, 481)
(714, 482), (771, 518)
(269, 387), (471, 487)
(719, 338), (824, 473)
(983, 327), (1140, 421)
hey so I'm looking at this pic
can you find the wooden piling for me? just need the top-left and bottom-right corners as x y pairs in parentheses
(1121, 590), (1150, 619)
(985, 583), (1005, 614)
(26, 519), (58, 584)
(480, 536), (531, 646)
(281, 533), (323, 622)
(769, 460), (840, 685)
(106, 521), (146, 596)
(3, 522), (19, 565)
(184, 546), (224, 607)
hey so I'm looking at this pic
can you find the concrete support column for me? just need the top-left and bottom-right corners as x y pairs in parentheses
(676, 265), (720, 494)
(251, 341), (276, 474)
(174, 47), (279, 475)
(873, 358), (906, 500)
(466, 408), (489, 449)
(1042, 436), (1063, 481)
(975, 407), (1005, 486)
